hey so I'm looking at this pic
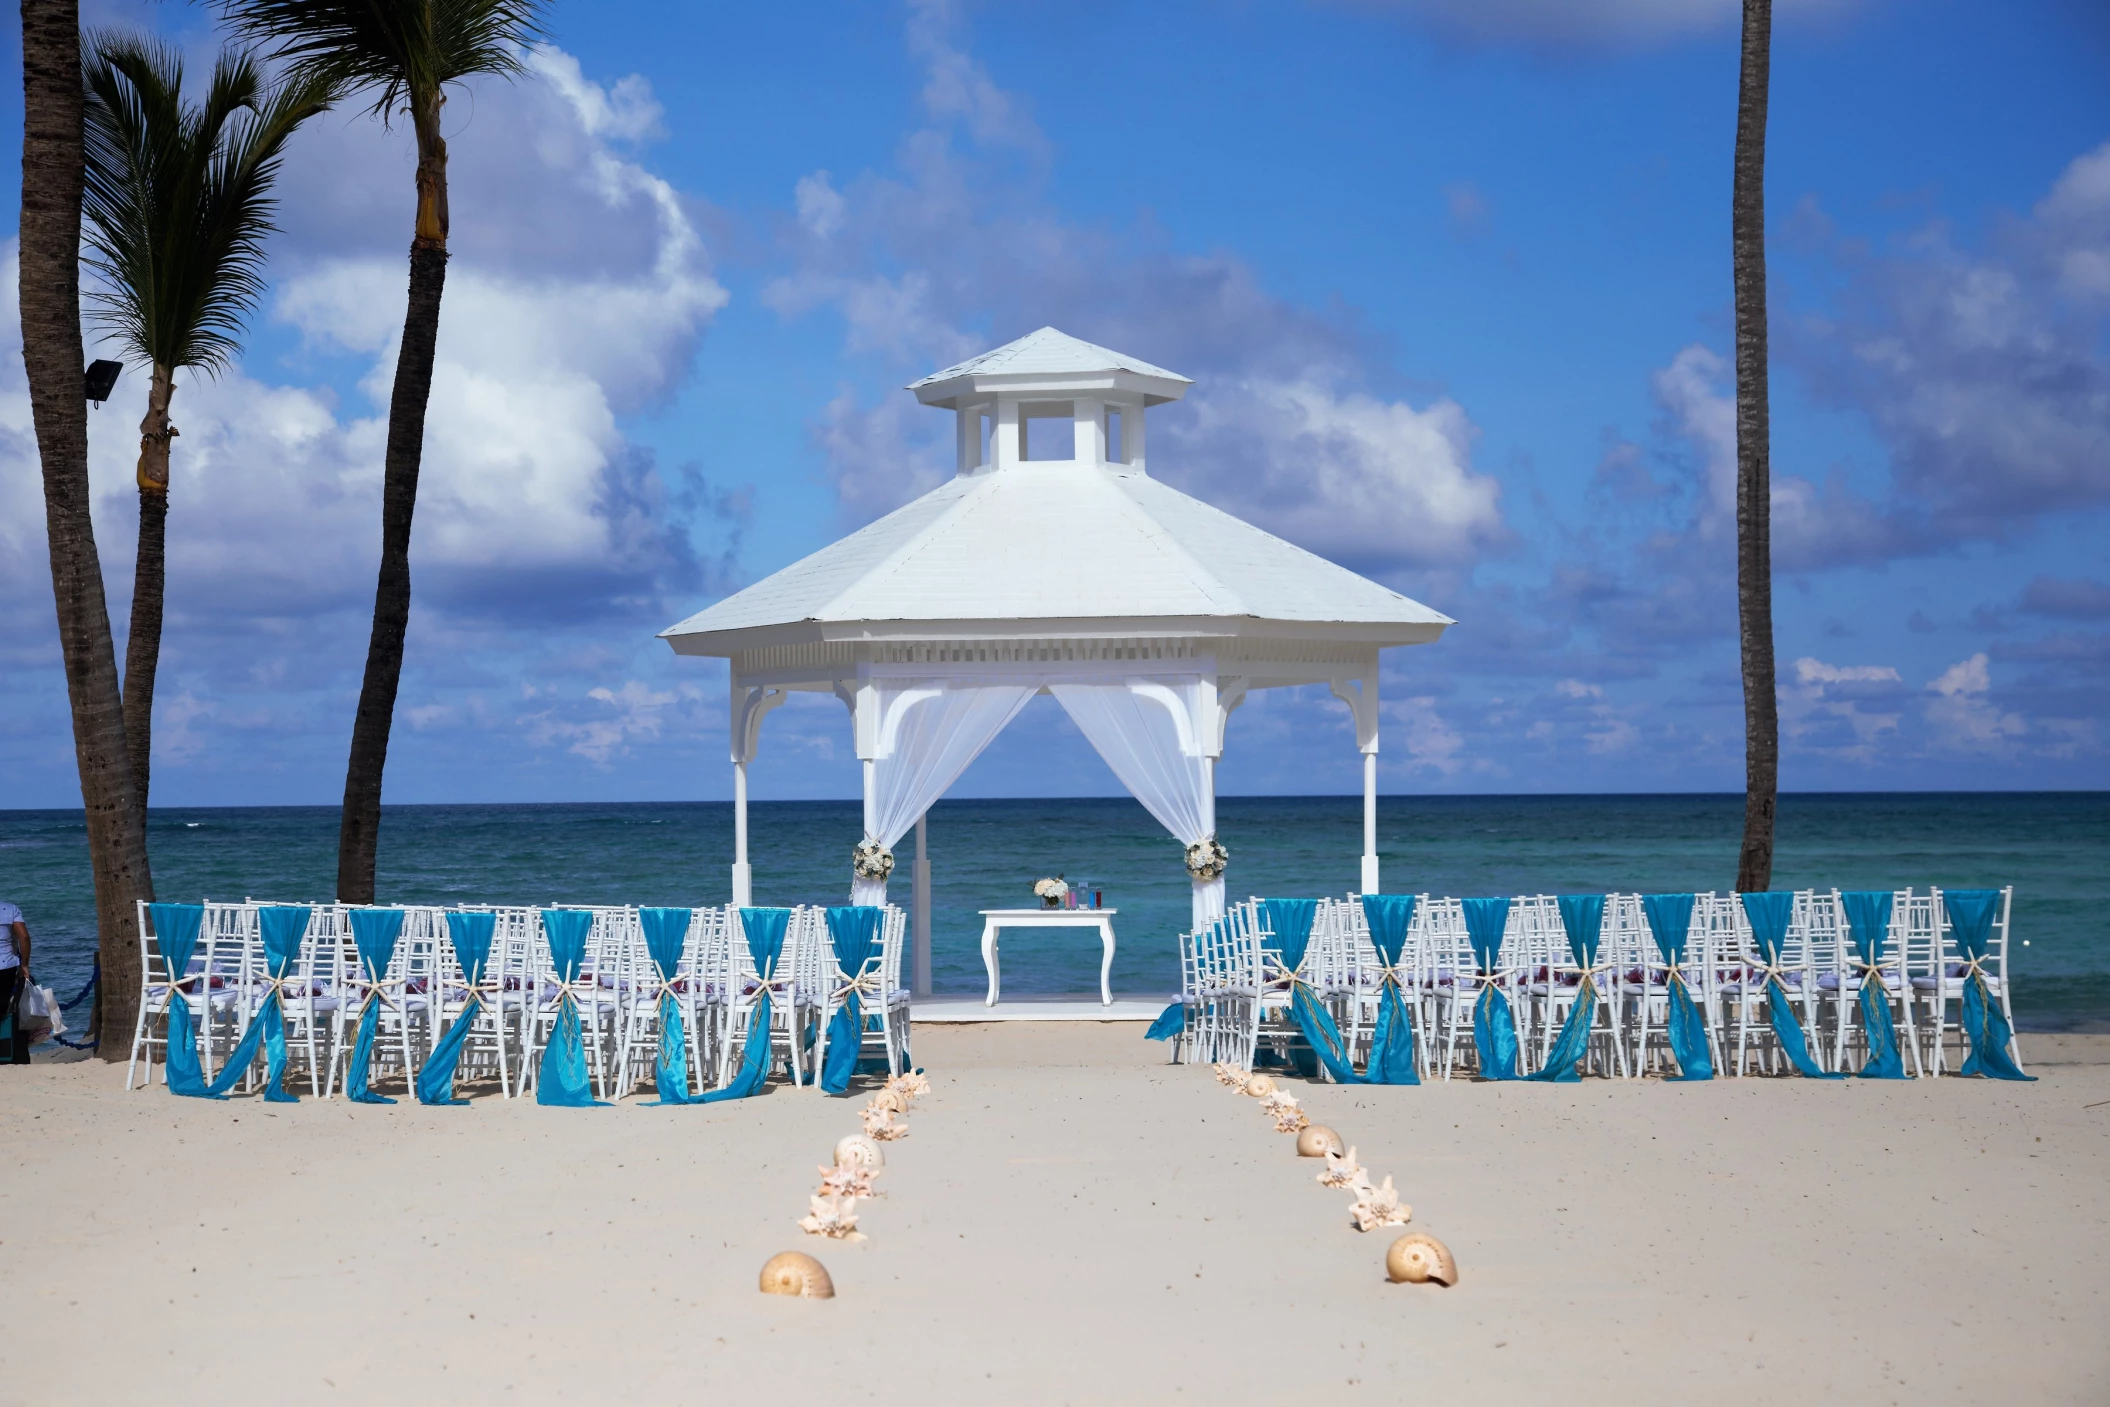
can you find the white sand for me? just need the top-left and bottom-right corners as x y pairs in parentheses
(5, 1027), (2107, 1404)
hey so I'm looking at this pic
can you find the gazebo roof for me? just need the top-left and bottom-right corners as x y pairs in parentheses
(660, 464), (1452, 655)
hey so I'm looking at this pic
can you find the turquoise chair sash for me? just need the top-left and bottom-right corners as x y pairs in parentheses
(819, 906), (883, 1095)
(1738, 892), (1839, 1079)
(1359, 894), (1420, 1084)
(151, 903), (214, 1098)
(1943, 889), (2032, 1081)
(417, 911), (497, 1104)
(1528, 895), (1605, 1082)
(702, 908), (792, 1102)
(1261, 898), (1363, 1084)
(344, 909), (407, 1103)
(640, 908), (700, 1104)
(195, 906), (311, 1100)
(1839, 891), (1906, 1079)
(535, 909), (605, 1106)
(1461, 897), (1520, 1080)
(1641, 893), (1712, 1080)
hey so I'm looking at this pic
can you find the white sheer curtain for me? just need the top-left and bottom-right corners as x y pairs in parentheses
(853, 680), (1040, 904)
(1049, 679), (1223, 928)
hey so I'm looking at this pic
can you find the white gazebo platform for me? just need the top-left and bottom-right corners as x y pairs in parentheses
(911, 995), (1171, 1023)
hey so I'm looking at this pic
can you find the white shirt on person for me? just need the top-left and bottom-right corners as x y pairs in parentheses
(0, 901), (20, 969)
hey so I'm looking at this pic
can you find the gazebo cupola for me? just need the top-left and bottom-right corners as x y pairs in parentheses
(907, 326), (1192, 477)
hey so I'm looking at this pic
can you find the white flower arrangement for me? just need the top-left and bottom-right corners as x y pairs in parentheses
(1032, 876), (1068, 905)
(852, 837), (895, 881)
(1184, 835), (1228, 880)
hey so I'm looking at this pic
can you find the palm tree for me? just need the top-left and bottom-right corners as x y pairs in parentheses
(19, 0), (153, 1053)
(1733, 0), (1778, 892)
(214, 0), (547, 904)
(81, 32), (335, 818)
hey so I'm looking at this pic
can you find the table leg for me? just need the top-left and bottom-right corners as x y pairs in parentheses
(982, 921), (1000, 1007)
(1099, 919), (1115, 1006)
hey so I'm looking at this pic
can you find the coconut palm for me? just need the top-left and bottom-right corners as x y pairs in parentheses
(19, 0), (152, 1051)
(1733, 0), (1778, 891)
(213, 0), (547, 904)
(81, 32), (335, 817)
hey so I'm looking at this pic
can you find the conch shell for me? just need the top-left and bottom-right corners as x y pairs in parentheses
(862, 1105), (907, 1140)
(1213, 1063), (1250, 1089)
(885, 1070), (930, 1101)
(834, 1134), (884, 1170)
(1296, 1124), (1344, 1158)
(1349, 1175), (1413, 1232)
(798, 1191), (865, 1240)
(1243, 1074), (1276, 1098)
(1259, 1089), (1308, 1132)
(760, 1251), (835, 1298)
(866, 1088), (909, 1115)
(1317, 1145), (1365, 1188)
(1385, 1232), (1457, 1286)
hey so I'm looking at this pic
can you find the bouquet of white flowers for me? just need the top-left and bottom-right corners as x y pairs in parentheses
(852, 838), (895, 882)
(1032, 876), (1068, 907)
(1184, 835), (1228, 880)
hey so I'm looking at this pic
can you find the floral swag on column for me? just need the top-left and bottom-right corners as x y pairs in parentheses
(850, 839), (896, 907)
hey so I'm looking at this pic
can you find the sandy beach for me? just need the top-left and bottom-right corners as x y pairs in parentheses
(5, 1026), (2106, 1405)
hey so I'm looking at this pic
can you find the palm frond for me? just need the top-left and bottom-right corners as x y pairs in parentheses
(81, 28), (334, 377)
(213, 0), (548, 120)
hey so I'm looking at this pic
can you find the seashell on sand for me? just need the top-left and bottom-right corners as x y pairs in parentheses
(867, 1088), (908, 1115)
(1243, 1074), (1276, 1098)
(760, 1251), (835, 1298)
(1296, 1125), (1344, 1158)
(834, 1134), (884, 1170)
(1385, 1233), (1458, 1286)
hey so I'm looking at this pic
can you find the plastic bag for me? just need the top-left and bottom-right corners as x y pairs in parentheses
(17, 980), (62, 1041)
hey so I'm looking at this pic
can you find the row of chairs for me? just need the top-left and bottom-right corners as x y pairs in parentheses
(1173, 887), (2021, 1080)
(124, 901), (910, 1100)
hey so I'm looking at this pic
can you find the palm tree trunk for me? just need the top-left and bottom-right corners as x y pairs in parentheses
(337, 92), (449, 905)
(19, 0), (152, 1052)
(1733, 0), (1777, 894)
(125, 363), (176, 815)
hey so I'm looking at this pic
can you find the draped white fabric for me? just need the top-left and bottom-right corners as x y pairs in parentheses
(851, 680), (1040, 904)
(1049, 680), (1223, 928)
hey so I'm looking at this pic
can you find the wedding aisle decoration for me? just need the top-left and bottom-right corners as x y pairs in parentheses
(767, 1068), (933, 1298)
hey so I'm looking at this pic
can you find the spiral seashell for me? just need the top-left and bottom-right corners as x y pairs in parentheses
(1243, 1074), (1275, 1098)
(868, 1088), (908, 1115)
(1296, 1124), (1344, 1158)
(834, 1134), (884, 1170)
(759, 1251), (835, 1298)
(1385, 1233), (1458, 1286)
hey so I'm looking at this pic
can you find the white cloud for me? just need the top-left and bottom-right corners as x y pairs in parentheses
(1781, 656), (1905, 762)
(795, 171), (847, 239)
(1165, 377), (1504, 568)
(1925, 653), (2026, 754)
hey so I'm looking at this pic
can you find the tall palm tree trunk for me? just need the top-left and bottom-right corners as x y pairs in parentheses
(124, 362), (175, 814)
(337, 95), (447, 905)
(19, 0), (152, 1050)
(1733, 0), (1777, 893)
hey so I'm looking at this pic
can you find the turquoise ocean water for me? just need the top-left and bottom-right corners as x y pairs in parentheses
(3, 792), (2104, 1031)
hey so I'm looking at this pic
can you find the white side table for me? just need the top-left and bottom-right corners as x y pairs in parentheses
(977, 909), (1120, 1007)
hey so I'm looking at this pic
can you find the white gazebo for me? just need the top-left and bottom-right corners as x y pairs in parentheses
(660, 328), (1452, 994)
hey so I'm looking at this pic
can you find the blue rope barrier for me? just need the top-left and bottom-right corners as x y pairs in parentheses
(57, 959), (99, 1011)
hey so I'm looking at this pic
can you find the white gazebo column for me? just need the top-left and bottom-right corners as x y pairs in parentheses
(913, 813), (931, 997)
(1330, 670), (1381, 894)
(729, 683), (786, 908)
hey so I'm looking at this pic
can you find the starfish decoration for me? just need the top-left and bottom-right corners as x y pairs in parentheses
(817, 1163), (882, 1200)
(1317, 1145), (1365, 1189)
(1348, 1175), (1413, 1232)
(799, 1191), (866, 1240)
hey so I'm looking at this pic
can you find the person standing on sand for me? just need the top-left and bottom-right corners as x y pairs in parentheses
(0, 900), (32, 1064)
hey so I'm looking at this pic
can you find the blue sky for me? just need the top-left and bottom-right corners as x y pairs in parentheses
(2, 0), (2106, 808)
